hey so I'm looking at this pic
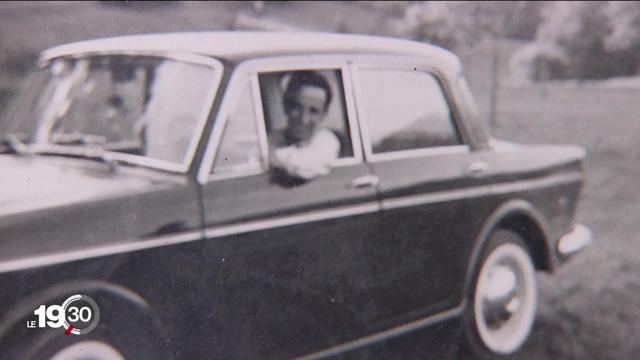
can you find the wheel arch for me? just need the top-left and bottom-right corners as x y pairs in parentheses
(463, 199), (553, 300)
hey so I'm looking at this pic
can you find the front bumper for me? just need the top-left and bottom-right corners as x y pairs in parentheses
(557, 224), (592, 257)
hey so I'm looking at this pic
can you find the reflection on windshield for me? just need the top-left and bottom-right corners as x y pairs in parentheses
(1, 55), (217, 166)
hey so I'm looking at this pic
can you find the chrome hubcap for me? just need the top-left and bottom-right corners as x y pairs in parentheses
(481, 264), (520, 329)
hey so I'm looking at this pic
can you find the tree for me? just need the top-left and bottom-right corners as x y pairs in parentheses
(604, 1), (640, 53)
(395, 1), (507, 48)
(522, 1), (640, 80)
(603, 2), (640, 75)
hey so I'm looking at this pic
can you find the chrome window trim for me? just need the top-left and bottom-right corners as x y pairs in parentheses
(208, 167), (266, 182)
(331, 156), (362, 167)
(252, 72), (272, 172)
(199, 69), (264, 183)
(350, 62), (470, 162)
(207, 77), (269, 180)
(38, 51), (224, 174)
(368, 145), (471, 163)
(198, 55), (365, 184)
(333, 60), (365, 168)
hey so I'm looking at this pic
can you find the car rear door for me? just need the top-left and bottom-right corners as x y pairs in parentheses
(351, 58), (499, 327)
(196, 58), (382, 358)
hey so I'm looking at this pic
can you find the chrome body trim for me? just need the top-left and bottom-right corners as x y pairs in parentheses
(0, 203), (379, 274)
(557, 223), (592, 256)
(0, 230), (203, 274)
(203, 202), (380, 239)
(0, 173), (581, 274)
(295, 306), (463, 360)
(214, 171), (575, 235)
(36, 51), (224, 174)
(382, 172), (583, 211)
(198, 56), (365, 184)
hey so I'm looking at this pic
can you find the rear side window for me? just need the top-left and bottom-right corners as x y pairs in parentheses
(357, 68), (461, 155)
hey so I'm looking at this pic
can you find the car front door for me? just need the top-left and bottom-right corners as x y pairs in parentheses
(196, 59), (381, 358)
(351, 61), (498, 328)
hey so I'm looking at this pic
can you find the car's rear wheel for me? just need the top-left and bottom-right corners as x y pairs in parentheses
(463, 229), (537, 358)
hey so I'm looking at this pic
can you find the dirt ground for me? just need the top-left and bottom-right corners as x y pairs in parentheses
(1, 2), (639, 359)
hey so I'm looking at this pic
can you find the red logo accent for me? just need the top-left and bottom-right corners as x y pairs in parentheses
(64, 325), (74, 336)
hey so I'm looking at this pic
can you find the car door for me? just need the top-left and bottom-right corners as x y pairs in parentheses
(196, 59), (382, 358)
(351, 60), (499, 327)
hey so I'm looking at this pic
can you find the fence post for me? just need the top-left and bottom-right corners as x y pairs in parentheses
(489, 40), (500, 128)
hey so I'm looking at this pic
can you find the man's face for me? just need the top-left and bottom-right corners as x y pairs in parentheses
(285, 85), (328, 143)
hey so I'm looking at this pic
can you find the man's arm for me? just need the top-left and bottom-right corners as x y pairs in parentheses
(271, 129), (340, 180)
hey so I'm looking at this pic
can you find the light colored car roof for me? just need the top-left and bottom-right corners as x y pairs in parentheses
(41, 31), (461, 73)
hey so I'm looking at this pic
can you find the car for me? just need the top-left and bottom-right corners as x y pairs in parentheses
(0, 32), (591, 359)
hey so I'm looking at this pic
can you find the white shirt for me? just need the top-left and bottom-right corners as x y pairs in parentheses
(271, 128), (340, 180)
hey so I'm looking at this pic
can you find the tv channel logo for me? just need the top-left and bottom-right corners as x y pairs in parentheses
(26, 294), (100, 336)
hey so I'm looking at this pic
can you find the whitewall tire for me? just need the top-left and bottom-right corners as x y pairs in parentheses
(465, 229), (538, 358)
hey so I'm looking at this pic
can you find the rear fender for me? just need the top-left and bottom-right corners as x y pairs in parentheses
(463, 199), (552, 302)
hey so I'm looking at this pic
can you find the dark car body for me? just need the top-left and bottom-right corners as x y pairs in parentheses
(0, 32), (590, 359)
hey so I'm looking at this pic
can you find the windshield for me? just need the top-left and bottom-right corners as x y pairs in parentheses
(0, 54), (219, 169)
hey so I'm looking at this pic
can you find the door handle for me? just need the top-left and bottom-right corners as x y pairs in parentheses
(465, 161), (490, 178)
(350, 175), (379, 188)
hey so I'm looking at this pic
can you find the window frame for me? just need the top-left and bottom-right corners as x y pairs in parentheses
(209, 76), (269, 180)
(198, 56), (365, 184)
(40, 51), (224, 173)
(351, 60), (471, 163)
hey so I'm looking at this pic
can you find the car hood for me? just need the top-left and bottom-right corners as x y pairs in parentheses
(0, 154), (203, 265)
(0, 154), (175, 217)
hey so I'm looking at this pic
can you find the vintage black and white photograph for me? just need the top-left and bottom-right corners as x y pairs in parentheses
(0, 1), (636, 359)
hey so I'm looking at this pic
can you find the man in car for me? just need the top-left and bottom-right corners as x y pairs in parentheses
(269, 71), (341, 186)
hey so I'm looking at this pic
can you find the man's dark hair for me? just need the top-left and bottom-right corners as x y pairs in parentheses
(283, 71), (333, 112)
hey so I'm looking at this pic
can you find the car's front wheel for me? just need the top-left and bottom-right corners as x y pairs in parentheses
(48, 340), (125, 360)
(464, 229), (537, 358)
(3, 293), (169, 360)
